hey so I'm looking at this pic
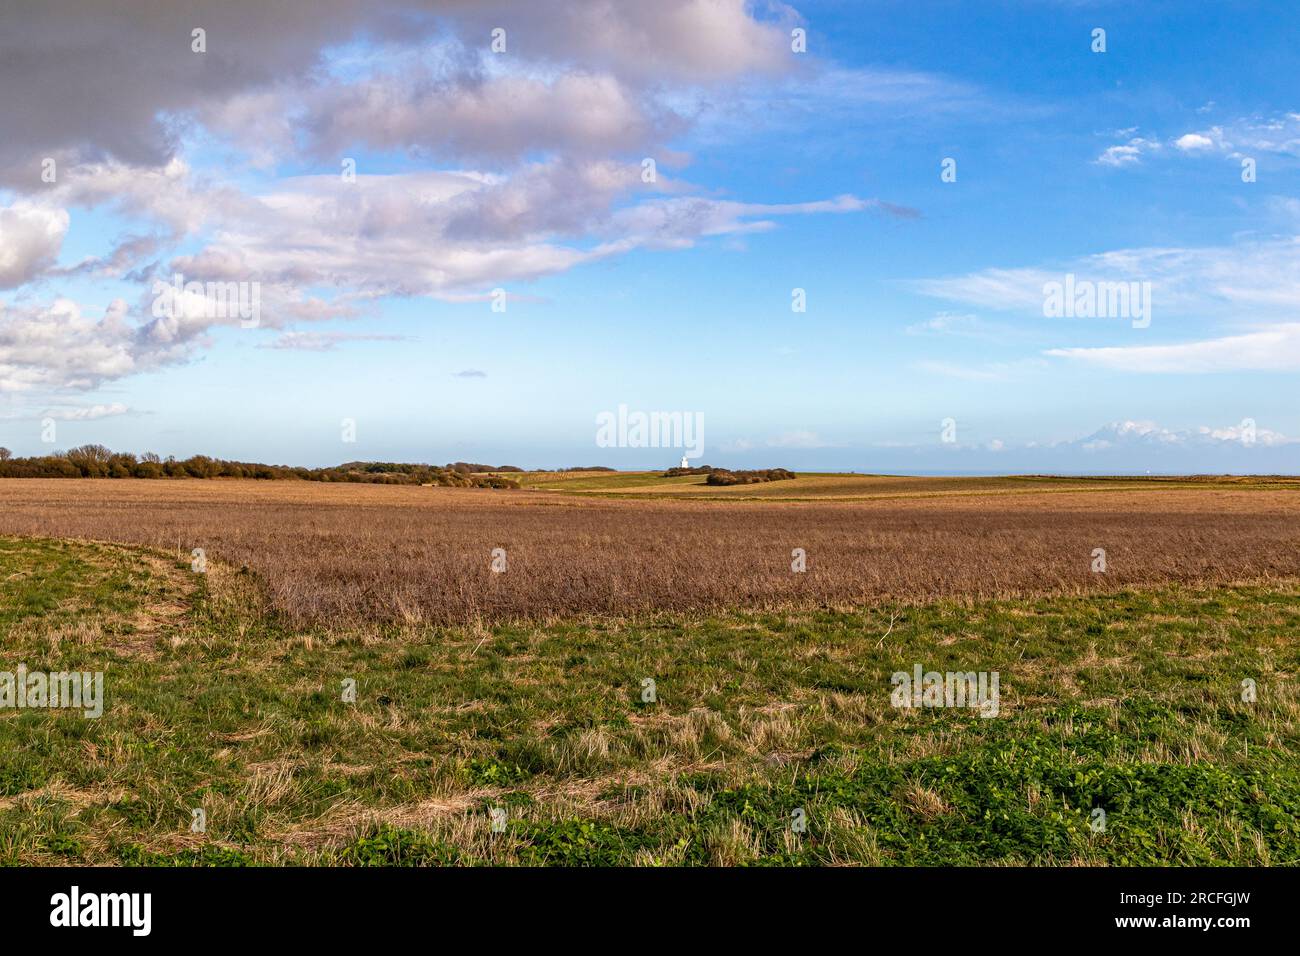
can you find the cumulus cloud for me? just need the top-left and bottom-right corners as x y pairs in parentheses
(0, 0), (797, 180)
(0, 203), (69, 288)
(1076, 419), (1290, 449)
(143, 167), (872, 300)
(437, 0), (797, 85)
(1174, 132), (1217, 151)
(0, 1), (938, 400)
(0, 0), (416, 178)
(0, 298), (155, 392)
(301, 69), (676, 165)
(1200, 422), (1289, 446)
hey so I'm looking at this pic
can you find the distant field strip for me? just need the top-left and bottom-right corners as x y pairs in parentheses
(0, 478), (1298, 626)
(514, 471), (1300, 499)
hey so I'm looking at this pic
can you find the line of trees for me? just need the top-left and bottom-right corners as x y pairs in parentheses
(661, 464), (796, 485)
(0, 445), (520, 487)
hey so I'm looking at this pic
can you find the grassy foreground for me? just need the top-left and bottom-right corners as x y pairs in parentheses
(1, 535), (1297, 866)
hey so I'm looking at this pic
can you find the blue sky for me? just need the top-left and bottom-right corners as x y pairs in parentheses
(1, 0), (1298, 472)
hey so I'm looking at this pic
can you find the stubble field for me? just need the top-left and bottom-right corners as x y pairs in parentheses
(0, 475), (1297, 866)
(0, 476), (1298, 626)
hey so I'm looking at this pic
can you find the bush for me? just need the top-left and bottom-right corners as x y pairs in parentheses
(705, 468), (796, 486)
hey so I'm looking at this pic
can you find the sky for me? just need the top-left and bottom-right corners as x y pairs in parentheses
(1, 0), (1298, 473)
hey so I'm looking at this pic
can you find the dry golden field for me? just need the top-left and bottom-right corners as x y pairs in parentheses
(1, 476), (1297, 626)
(516, 470), (1300, 499)
(2, 474), (1299, 867)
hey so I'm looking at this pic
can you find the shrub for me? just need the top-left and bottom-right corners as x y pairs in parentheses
(705, 468), (796, 486)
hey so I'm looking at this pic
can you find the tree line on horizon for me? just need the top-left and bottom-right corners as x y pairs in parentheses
(0, 445), (521, 487)
(662, 464), (796, 485)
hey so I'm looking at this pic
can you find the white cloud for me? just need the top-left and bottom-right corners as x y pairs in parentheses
(0, 1), (797, 178)
(911, 233), (1300, 375)
(1078, 420), (1182, 451)
(157, 167), (870, 299)
(1095, 136), (1161, 167)
(0, 1), (953, 401)
(1200, 422), (1288, 446)
(1097, 112), (1300, 170)
(720, 431), (841, 452)
(41, 402), (130, 421)
(1174, 132), (1217, 151)
(0, 298), (154, 392)
(0, 157), (874, 393)
(0, 202), (69, 288)
(262, 331), (407, 351)
(301, 69), (672, 165)
(914, 236), (1300, 323)
(766, 431), (832, 449)
(905, 312), (985, 336)
(1077, 419), (1291, 449)
(1046, 323), (1300, 373)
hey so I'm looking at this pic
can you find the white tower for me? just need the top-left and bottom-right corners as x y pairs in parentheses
(679, 454), (689, 468)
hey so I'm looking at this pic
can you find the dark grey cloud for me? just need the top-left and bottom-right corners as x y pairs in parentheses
(0, 0), (426, 179)
(0, 0), (795, 182)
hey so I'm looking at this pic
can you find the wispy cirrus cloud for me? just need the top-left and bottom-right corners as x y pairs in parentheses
(261, 331), (409, 351)
(911, 235), (1300, 374)
(912, 236), (1300, 322)
(1047, 323), (1300, 373)
(41, 402), (130, 421)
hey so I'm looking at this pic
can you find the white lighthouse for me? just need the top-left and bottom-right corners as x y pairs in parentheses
(679, 454), (689, 468)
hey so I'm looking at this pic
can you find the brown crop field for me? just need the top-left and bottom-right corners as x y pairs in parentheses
(3, 474), (1299, 868)
(1, 476), (1297, 627)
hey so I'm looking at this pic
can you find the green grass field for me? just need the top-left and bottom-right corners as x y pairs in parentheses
(2, 534), (1297, 866)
